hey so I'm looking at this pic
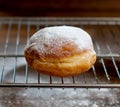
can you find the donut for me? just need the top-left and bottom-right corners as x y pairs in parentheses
(24, 26), (96, 77)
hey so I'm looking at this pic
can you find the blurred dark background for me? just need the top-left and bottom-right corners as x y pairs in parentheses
(0, 0), (120, 17)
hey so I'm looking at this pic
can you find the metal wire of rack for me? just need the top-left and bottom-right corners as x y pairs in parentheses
(0, 17), (120, 88)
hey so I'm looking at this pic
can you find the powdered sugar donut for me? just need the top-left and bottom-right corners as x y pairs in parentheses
(24, 26), (96, 77)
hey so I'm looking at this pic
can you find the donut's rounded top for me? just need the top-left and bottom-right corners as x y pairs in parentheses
(25, 26), (96, 59)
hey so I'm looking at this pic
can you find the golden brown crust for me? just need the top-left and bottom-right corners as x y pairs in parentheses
(24, 26), (96, 77)
(25, 39), (89, 59)
(24, 50), (96, 77)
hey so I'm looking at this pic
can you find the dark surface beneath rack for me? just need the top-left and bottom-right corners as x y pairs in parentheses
(0, 17), (120, 88)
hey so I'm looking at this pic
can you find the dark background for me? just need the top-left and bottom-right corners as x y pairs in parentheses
(0, 0), (120, 17)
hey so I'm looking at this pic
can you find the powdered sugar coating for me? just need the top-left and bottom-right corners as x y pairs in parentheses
(25, 26), (95, 58)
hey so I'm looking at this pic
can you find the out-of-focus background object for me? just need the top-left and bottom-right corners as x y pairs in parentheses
(0, 0), (120, 17)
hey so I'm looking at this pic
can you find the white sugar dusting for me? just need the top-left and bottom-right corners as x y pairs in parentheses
(26, 26), (95, 56)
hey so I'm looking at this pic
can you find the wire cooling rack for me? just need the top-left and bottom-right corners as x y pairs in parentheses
(0, 17), (120, 88)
